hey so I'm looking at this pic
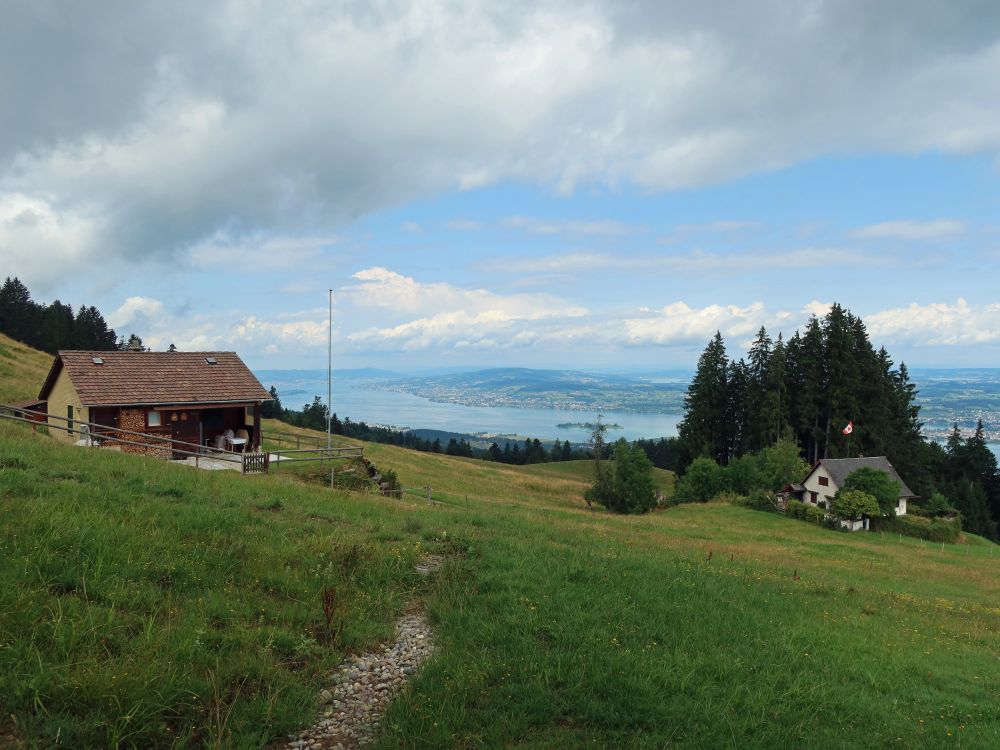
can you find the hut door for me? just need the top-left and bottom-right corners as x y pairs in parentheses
(170, 411), (201, 456)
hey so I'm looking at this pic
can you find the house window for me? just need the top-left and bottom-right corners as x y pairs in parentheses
(67, 405), (74, 435)
(810, 491), (818, 503)
(818, 476), (829, 487)
(147, 410), (162, 427)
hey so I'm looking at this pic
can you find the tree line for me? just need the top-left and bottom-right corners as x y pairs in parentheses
(0, 277), (144, 353)
(678, 303), (999, 539)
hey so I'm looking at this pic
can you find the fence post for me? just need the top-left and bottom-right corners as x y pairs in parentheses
(426, 486), (432, 504)
(297, 436), (301, 449)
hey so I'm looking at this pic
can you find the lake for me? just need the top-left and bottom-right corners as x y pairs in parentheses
(258, 370), (681, 444)
(258, 369), (1000, 457)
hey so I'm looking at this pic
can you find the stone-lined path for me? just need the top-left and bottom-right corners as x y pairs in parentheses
(282, 556), (444, 749)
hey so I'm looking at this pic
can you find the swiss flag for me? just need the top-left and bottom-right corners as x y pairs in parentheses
(842, 421), (853, 436)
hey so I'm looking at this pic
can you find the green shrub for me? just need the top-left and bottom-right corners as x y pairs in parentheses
(875, 513), (962, 543)
(922, 491), (957, 518)
(673, 457), (728, 504)
(713, 490), (745, 505)
(786, 499), (825, 524)
(843, 467), (900, 517)
(831, 489), (879, 521)
(587, 439), (657, 514)
(745, 489), (778, 511)
(381, 467), (401, 496)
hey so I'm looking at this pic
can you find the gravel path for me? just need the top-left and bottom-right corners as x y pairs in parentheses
(282, 557), (443, 749)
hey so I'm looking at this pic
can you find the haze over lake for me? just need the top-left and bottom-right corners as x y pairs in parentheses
(258, 370), (682, 444)
(258, 367), (1000, 457)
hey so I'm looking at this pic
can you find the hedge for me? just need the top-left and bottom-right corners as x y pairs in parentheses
(874, 513), (962, 543)
(786, 499), (826, 524)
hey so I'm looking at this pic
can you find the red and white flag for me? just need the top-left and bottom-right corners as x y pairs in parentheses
(842, 421), (853, 435)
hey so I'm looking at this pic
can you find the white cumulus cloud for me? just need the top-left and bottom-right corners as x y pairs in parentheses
(867, 299), (1000, 346)
(107, 296), (165, 329)
(851, 219), (965, 240)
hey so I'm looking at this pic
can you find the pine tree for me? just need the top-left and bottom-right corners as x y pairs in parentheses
(0, 277), (41, 348)
(39, 300), (75, 353)
(678, 332), (730, 464)
(793, 317), (826, 463)
(551, 438), (563, 462)
(744, 326), (772, 451)
(759, 333), (790, 445)
(823, 304), (861, 458)
(561, 440), (573, 461)
(727, 359), (751, 459)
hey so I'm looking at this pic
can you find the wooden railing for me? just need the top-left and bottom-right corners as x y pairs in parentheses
(241, 451), (270, 474)
(0, 404), (268, 474)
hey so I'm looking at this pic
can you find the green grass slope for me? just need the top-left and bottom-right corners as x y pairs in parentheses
(2, 353), (1000, 747)
(0, 420), (436, 748)
(0, 332), (52, 403)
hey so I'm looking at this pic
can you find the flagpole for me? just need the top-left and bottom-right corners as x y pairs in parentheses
(328, 289), (333, 488)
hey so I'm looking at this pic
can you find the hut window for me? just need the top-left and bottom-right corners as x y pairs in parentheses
(67, 405), (74, 435)
(205, 356), (217, 364)
(91, 356), (104, 365)
(245, 405), (254, 422)
(818, 476), (829, 487)
(147, 410), (162, 427)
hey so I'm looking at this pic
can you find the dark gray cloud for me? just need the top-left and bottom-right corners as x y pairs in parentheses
(3, 0), (1000, 287)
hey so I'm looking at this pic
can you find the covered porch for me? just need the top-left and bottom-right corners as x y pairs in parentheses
(89, 402), (263, 458)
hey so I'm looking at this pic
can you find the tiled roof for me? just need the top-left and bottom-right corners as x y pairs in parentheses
(813, 456), (917, 498)
(40, 351), (272, 406)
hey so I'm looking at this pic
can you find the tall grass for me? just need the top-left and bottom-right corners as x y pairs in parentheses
(0, 421), (434, 748)
(4, 416), (1000, 747)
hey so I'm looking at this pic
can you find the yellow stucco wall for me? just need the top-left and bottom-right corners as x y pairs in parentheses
(46, 366), (88, 443)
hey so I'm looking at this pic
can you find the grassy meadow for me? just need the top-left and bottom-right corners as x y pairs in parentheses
(1, 345), (1000, 747)
(0, 332), (51, 404)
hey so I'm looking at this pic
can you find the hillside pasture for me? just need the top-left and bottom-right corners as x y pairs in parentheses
(1, 352), (999, 747)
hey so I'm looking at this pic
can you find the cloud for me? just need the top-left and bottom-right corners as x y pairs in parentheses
(621, 301), (767, 346)
(107, 296), (165, 329)
(228, 315), (330, 350)
(345, 266), (583, 318)
(445, 219), (483, 231)
(673, 220), (761, 234)
(8, 2), (999, 275)
(660, 219), (762, 243)
(478, 247), (892, 275)
(851, 219), (966, 240)
(502, 216), (636, 236)
(401, 221), (423, 234)
(867, 299), (1000, 346)
(343, 267), (586, 351)
(0, 193), (102, 291)
(184, 232), (341, 270)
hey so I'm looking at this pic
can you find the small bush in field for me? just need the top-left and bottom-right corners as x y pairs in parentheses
(586, 439), (657, 514)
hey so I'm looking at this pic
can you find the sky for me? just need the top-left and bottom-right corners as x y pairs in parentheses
(3, 0), (1000, 371)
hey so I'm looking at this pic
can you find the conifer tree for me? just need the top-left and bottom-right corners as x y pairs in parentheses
(744, 326), (772, 451)
(678, 331), (730, 464)
(792, 317), (825, 463)
(760, 333), (790, 445)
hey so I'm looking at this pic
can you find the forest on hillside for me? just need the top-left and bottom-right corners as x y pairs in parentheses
(678, 303), (1000, 539)
(0, 277), (140, 353)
